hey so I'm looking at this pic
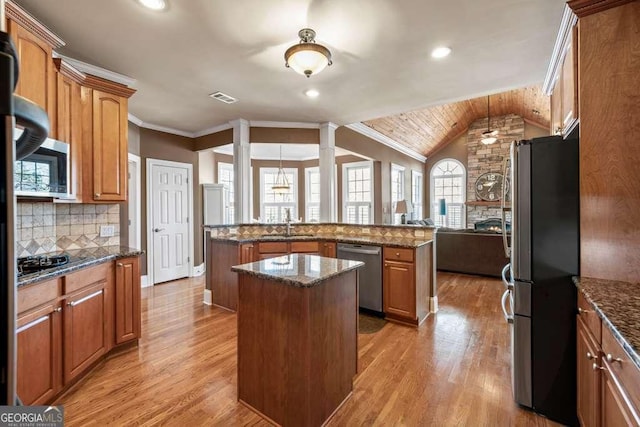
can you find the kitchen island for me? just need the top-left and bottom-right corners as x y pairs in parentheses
(232, 254), (363, 427)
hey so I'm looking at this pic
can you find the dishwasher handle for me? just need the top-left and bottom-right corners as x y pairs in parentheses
(337, 247), (381, 256)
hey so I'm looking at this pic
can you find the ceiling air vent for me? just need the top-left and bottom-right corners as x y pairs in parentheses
(209, 91), (238, 104)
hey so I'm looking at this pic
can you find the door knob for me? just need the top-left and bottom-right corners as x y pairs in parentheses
(153, 228), (165, 232)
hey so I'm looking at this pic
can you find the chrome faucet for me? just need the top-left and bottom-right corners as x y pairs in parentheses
(285, 208), (292, 236)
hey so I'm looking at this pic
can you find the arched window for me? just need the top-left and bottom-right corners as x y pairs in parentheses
(431, 159), (466, 228)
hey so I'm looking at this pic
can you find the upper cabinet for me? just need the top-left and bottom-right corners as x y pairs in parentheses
(5, 0), (136, 203)
(544, 6), (579, 138)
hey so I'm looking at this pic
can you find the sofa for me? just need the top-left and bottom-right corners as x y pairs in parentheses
(436, 228), (510, 278)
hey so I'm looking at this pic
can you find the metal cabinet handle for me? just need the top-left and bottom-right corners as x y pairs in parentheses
(578, 307), (591, 315)
(593, 363), (605, 371)
(153, 228), (165, 233)
(606, 354), (623, 364)
(68, 290), (103, 307)
(586, 352), (596, 360)
(117, 262), (124, 267)
(95, 193), (100, 198)
(54, 307), (62, 313)
(395, 252), (400, 257)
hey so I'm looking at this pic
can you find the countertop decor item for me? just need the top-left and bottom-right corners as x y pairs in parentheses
(284, 28), (332, 78)
(395, 200), (412, 224)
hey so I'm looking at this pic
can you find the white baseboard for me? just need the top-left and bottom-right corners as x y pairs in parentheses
(192, 263), (205, 277)
(141, 275), (153, 288)
(203, 289), (212, 305)
(430, 296), (439, 313)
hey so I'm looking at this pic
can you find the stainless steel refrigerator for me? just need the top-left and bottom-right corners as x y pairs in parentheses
(501, 136), (579, 426)
(1, 1), (50, 403)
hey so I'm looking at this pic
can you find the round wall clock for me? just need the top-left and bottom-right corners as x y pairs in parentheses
(475, 172), (507, 201)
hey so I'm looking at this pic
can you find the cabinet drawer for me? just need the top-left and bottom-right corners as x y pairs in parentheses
(258, 242), (288, 254)
(290, 241), (318, 253)
(65, 261), (111, 295)
(384, 247), (414, 263)
(18, 278), (60, 315)
(602, 324), (640, 413)
(578, 291), (601, 345)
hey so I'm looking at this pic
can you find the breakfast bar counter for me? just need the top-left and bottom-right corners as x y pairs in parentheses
(232, 254), (363, 426)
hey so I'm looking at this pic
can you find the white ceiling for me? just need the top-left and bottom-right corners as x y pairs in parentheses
(213, 143), (354, 161)
(16, 0), (564, 138)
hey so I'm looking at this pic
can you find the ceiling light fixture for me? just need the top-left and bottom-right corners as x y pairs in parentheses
(272, 146), (291, 193)
(305, 89), (320, 98)
(138, 0), (167, 11)
(431, 47), (451, 59)
(481, 95), (498, 145)
(285, 28), (333, 78)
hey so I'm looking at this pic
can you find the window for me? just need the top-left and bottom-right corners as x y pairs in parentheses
(217, 162), (234, 223)
(342, 161), (373, 224)
(391, 164), (405, 224)
(15, 154), (57, 193)
(260, 168), (298, 223)
(411, 170), (423, 220)
(305, 167), (320, 222)
(430, 159), (466, 228)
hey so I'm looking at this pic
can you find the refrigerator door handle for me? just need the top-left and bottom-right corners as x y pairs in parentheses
(501, 152), (512, 258)
(501, 289), (514, 324)
(501, 263), (513, 290)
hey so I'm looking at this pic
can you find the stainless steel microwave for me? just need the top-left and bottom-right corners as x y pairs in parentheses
(14, 131), (70, 198)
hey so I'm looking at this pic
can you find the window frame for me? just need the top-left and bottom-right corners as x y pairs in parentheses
(217, 162), (234, 224)
(341, 160), (374, 224)
(259, 167), (298, 223)
(305, 166), (320, 222)
(430, 158), (466, 228)
(391, 163), (405, 224)
(411, 170), (423, 221)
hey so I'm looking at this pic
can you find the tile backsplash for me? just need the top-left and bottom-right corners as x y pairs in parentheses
(17, 202), (120, 257)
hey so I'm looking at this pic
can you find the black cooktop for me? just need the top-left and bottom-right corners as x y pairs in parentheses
(17, 254), (70, 276)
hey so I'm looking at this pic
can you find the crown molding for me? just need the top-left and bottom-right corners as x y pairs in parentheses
(542, 5), (578, 95)
(6, 0), (65, 49)
(345, 123), (427, 163)
(54, 53), (137, 88)
(249, 120), (321, 129)
(53, 58), (86, 84)
(128, 114), (194, 138)
(83, 74), (136, 98)
(128, 114), (144, 127)
(320, 122), (339, 131)
(567, 0), (635, 17)
(193, 123), (233, 138)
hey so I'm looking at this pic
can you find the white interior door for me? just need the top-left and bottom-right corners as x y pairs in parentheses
(150, 163), (190, 284)
(127, 157), (139, 249)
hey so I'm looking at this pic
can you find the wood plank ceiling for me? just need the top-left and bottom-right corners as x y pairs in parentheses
(363, 85), (550, 157)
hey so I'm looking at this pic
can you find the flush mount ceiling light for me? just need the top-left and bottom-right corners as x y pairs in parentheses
(431, 46), (451, 59)
(285, 28), (333, 78)
(272, 146), (291, 193)
(481, 96), (498, 145)
(304, 89), (320, 98)
(138, 0), (167, 11)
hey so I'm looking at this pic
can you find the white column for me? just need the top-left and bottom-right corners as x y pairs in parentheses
(319, 122), (338, 222)
(231, 119), (251, 223)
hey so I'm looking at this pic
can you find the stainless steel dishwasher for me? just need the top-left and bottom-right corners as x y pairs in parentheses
(337, 243), (382, 314)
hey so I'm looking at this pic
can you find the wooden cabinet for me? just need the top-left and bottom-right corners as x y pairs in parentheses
(577, 317), (601, 427)
(577, 292), (640, 427)
(81, 87), (128, 202)
(320, 241), (336, 258)
(63, 265), (111, 383)
(16, 277), (62, 406)
(382, 244), (431, 326)
(7, 19), (57, 138)
(115, 257), (141, 344)
(549, 14), (579, 137)
(240, 243), (255, 264)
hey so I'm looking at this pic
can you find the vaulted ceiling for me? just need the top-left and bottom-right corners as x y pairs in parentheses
(363, 85), (550, 157)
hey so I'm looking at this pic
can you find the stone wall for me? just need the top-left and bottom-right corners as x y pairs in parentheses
(466, 114), (524, 226)
(16, 202), (121, 257)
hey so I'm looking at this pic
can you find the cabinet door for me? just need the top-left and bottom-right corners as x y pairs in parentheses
(577, 318), (601, 427)
(601, 361), (640, 427)
(383, 260), (416, 320)
(16, 303), (62, 405)
(92, 90), (127, 201)
(115, 257), (141, 344)
(561, 29), (578, 134)
(320, 242), (336, 258)
(550, 86), (563, 135)
(63, 282), (108, 384)
(57, 74), (83, 199)
(240, 243), (255, 264)
(8, 20), (56, 138)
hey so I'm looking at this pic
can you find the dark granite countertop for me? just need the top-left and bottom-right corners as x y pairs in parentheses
(232, 254), (364, 288)
(209, 233), (432, 248)
(574, 276), (640, 370)
(18, 246), (144, 287)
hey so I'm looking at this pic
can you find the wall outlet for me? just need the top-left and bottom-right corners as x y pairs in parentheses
(100, 225), (115, 237)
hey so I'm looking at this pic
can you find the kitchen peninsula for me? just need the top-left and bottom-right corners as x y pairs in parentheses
(204, 222), (437, 326)
(232, 254), (363, 426)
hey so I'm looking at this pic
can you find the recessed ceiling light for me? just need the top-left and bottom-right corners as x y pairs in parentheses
(305, 89), (320, 98)
(431, 47), (451, 59)
(138, 0), (166, 11)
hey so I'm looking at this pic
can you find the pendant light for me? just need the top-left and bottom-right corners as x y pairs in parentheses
(481, 95), (498, 145)
(284, 28), (333, 78)
(272, 145), (290, 193)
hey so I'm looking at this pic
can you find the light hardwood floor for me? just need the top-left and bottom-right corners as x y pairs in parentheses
(57, 272), (560, 426)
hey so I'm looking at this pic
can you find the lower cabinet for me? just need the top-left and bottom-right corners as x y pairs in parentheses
(577, 317), (601, 427)
(383, 260), (415, 320)
(320, 242), (336, 258)
(16, 257), (141, 405)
